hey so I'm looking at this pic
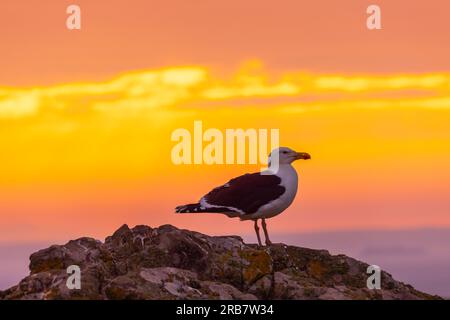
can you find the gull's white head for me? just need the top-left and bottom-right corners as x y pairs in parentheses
(269, 147), (311, 166)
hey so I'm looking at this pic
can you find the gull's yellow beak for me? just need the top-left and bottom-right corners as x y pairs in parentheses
(294, 152), (311, 160)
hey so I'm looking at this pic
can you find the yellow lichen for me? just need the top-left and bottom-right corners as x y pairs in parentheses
(240, 250), (272, 285)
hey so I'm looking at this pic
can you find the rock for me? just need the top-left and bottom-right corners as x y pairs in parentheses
(0, 224), (442, 300)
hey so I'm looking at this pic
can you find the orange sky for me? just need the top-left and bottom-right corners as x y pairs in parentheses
(1, 1), (450, 244)
(1, 0), (450, 86)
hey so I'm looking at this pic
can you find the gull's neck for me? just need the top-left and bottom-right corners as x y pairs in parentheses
(268, 163), (297, 175)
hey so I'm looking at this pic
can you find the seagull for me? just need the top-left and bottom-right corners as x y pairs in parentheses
(175, 147), (311, 246)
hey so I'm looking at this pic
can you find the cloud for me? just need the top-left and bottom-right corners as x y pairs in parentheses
(0, 90), (41, 118)
(0, 61), (449, 119)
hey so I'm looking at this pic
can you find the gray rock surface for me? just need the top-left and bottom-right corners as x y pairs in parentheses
(0, 224), (441, 300)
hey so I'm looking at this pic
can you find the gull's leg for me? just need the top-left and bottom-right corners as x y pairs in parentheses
(254, 219), (262, 246)
(261, 218), (272, 246)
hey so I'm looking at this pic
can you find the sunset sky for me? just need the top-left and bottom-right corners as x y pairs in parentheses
(1, 0), (450, 247)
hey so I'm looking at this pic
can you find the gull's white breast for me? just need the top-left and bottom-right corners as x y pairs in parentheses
(247, 164), (299, 220)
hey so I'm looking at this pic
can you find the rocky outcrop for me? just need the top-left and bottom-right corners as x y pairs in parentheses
(0, 224), (441, 300)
